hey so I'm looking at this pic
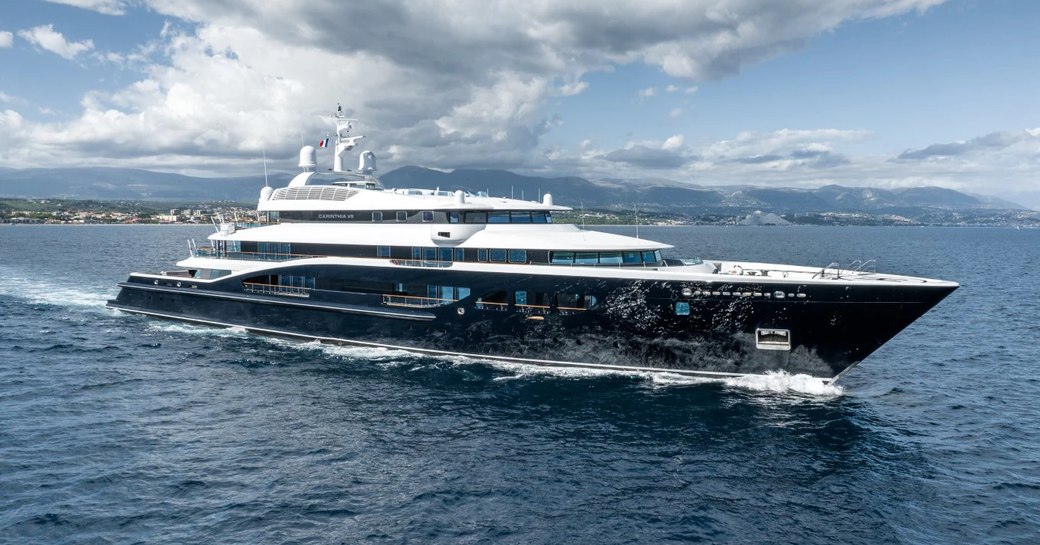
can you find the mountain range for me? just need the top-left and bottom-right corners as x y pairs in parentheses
(0, 165), (1032, 216)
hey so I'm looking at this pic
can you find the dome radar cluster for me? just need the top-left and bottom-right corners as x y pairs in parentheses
(260, 105), (382, 202)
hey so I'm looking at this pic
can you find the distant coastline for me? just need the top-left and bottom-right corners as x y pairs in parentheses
(2, 197), (1038, 227)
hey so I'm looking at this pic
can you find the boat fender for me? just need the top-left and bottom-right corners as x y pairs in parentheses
(457, 307), (465, 315)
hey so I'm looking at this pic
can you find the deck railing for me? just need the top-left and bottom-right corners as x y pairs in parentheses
(382, 294), (458, 308)
(192, 248), (324, 262)
(242, 282), (311, 298)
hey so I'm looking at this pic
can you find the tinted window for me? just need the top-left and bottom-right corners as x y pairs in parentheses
(490, 249), (507, 262)
(510, 211), (531, 223)
(531, 212), (548, 224)
(397, 211), (407, 222)
(488, 212), (510, 223)
(421, 211), (434, 222)
(622, 251), (641, 264)
(550, 251), (573, 264)
(372, 211), (383, 222)
(508, 249), (527, 263)
(465, 211), (487, 223)
(575, 252), (598, 265)
(599, 252), (622, 265)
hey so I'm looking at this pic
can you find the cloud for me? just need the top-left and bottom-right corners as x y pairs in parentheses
(0, 31), (13, 48)
(44, 0), (130, 16)
(638, 87), (656, 98)
(1, 0), (953, 179)
(18, 24), (94, 59)
(601, 136), (692, 169)
(897, 130), (1037, 160)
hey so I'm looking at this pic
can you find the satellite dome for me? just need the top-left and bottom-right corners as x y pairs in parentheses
(299, 145), (317, 170)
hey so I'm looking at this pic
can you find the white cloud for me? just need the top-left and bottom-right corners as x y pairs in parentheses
(44, 0), (130, 16)
(0, 31), (13, 48)
(18, 24), (94, 59)
(11, 0), (1008, 194)
(663, 134), (685, 150)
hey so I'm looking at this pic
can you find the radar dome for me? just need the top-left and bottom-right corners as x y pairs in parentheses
(259, 186), (274, 202)
(358, 150), (376, 174)
(299, 146), (317, 171)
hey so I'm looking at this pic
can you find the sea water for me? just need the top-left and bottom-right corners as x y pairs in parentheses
(1, 224), (1037, 544)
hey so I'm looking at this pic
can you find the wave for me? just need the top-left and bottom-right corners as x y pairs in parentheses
(139, 320), (843, 397)
(0, 267), (113, 309)
(723, 371), (844, 397)
(145, 322), (250, 338)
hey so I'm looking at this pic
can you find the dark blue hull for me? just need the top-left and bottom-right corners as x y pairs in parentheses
(107, 263), (956, 381)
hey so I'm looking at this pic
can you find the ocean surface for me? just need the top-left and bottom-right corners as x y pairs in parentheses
(1, 224), (1038, 545)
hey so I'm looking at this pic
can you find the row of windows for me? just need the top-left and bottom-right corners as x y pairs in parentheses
(474, 290), (598, 314)
(550, 250), (662, 265)
(224, 241), (664, 267)
(395, 246), (531, 264)
(278, 210), (553, 224)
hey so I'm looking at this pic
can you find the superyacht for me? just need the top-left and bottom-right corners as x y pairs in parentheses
(108, 106), (958, 382)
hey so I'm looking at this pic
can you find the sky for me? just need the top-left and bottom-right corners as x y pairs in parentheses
(1, 0), (1038, 205)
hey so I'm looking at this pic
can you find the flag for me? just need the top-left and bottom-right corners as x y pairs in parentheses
(319, 138), (330, 148)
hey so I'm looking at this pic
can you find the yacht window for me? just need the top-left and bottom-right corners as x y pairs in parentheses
(546, 213), (553, 224)
(488, 212), (510, 224)
(642, 251), (657, 263)
(449, 212), (460, 223)
(599, 252), (622, 265)
(508, 249), (527, 263)
(510, 212), (532, 223)
(490, 249), (507, 263)
(465, 211), (487, 223)
(478, 249), (488, 262)
(454, 248), (465, 261)
(475, 290), (509, 311)
(515, 291), (528, 306)
(575, 252), (598, 265)
(556, 293), (581, 311)
(377, 246), (390, 258)
(423, 247), (437, 261)
(532, 212), (548, 224)
(675, 302), (691, 315)
(550, 251), (573, 264)
(622, 251), (641, 264)
(422, 211), (434, 222)
(397, 211), (407, 222)
(583, 295), (598, 309)
(411, 247), (421, 259)
(439, 247), (453, 261)
(372, 211), (383, 222)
